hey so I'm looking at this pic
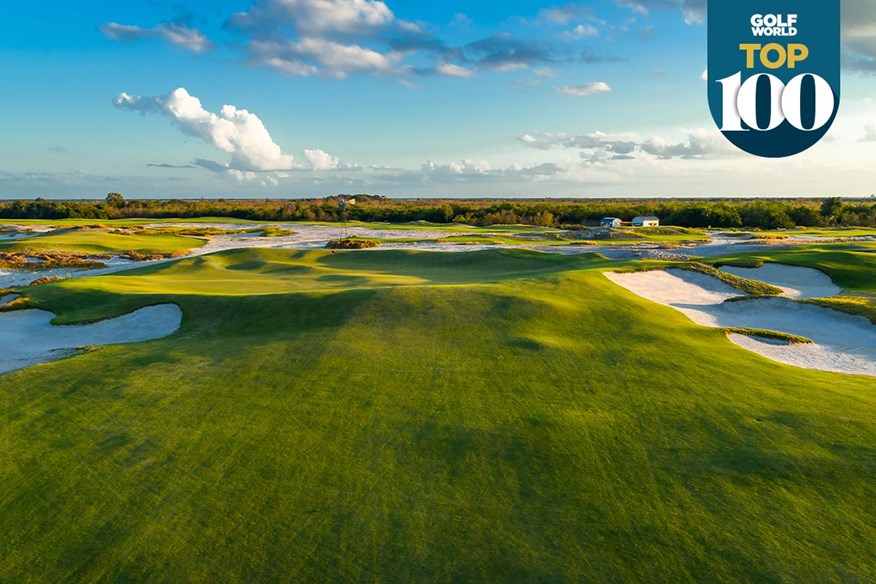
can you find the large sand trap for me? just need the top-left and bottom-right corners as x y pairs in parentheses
(605, 270), (876, 376)
(719, 263), (841, 299)
(0, 304), (183, 375)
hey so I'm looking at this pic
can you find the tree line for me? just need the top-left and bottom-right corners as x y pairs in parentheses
(1, 194), (875, 230)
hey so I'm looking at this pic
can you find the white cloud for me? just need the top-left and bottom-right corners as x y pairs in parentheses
(701, 68), (708, 81)
(436, 63), (475, 78)
(114, 87), (298, 172)
(520, 128), (737, 161)
(231, 0), (394, 35)
(450, 13), (473, 28)
(555, 82), (612, 96)
(566, 24), (599, 38)
(864, 122), (876, 141)
(156, 24), (212, 53)
(248, 38), (405, 78)
(100, 22), (212, 53)
(304, 149), (361, 170)
(408, 159), (566, 181)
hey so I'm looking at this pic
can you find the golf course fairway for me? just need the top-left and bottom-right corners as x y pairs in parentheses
(2, 249), (874, 582)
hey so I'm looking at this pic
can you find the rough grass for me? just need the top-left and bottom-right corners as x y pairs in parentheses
(677, 263), (783, 296)
(580, 226), (709, 244)
(327, 237), (380, 249)
(714, 244), (876, 324)
(0, 295), (35, 312)
(723, 327), (813, 344)
(621, 262), (783, 297)
(714, 243), (876, 293)
(713, 258), (765, 269)
(259, 227), (295, 238)
(804, 296), (876, 325)
(1, 249), (874, 582)
(0, 251), (107, 271)
(131, 226), (262, 238)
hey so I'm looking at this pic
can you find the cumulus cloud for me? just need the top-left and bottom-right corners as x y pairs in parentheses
(100, 22), (212, 53)
(436, 63), (475, 78)
(229, 0), (417, 78)
(114, 88), (297, 171)
(105, 0), (617, 80)
(249, 37), (405, 78)
(566, 24), (599, 39)
(229, 0), (394, 35)
(520, 128), (736, 161)
(371, 158), (568, 185)
(114, 87), (357, 179)
(555, 82), (612, 96)
(304, 149), (361, 170)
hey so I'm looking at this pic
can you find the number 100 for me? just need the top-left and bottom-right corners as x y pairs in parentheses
(717, 72), (835, 132)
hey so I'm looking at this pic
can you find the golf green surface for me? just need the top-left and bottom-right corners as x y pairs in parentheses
(2, 248), (874, 582)
(0, 230), (205, 255)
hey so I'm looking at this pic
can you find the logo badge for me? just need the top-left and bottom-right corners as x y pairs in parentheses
(708, 1), (841, 158)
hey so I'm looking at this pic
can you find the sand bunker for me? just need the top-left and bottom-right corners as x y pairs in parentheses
(0, 304), (182, 375)
(605, 269), (876, 376)
(719, 263), (841, 298)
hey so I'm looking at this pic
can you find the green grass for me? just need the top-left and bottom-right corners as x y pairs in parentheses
(580, 226), (710, 245)
(751, 227), (876, 238)
(723, 327), (813, 344)
(804, 297), (876, 325)
(713, 243), (876, 293)
(0, 230), (206, 256)
(1, 249), (875, 582)
(678, 263), (784, 296)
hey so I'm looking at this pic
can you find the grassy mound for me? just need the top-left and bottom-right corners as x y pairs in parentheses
(259, 227), (295, 238)
(678, 262), (783, 296)
(724, 327), (813, 344)
(1, 249), (874, 582)
(328, 237), (380, 250)
(804, 296), (876, 325)
(713, 258), (765, 269)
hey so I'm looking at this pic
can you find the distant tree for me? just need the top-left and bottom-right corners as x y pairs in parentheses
(106, 192), (125, 208)
(820, 197), (844, 222)
(788, 205), (822, 227)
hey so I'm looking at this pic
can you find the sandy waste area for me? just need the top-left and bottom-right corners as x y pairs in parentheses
(0, 303), (182, 375)
(605, 268), (876, 377)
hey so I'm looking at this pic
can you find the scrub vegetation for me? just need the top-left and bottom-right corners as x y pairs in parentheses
(3, 194), (876, 229)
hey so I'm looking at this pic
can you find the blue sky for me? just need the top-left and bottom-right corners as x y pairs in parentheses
(1, 0), (875, 198)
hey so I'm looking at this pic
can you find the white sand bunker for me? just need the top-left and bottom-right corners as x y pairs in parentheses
(605, 270), (876, 377)
(719, 263), (841, 299)
(0, 304), (182, 375)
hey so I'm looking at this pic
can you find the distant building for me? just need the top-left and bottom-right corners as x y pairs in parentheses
(600, 217), (622, 228)
(632, 216), (660, 227)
